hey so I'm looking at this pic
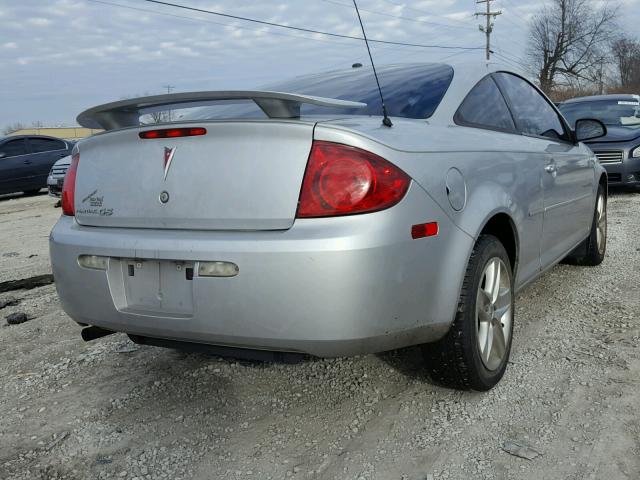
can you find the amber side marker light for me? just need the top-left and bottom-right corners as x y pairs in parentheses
(411, 222), (439, 239)
(139, 127), (207, 139)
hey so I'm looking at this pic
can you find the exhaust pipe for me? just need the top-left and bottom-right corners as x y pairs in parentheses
(81, 326), (115, 342)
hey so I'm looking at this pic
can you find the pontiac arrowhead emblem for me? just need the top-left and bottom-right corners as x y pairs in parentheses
(163, 146), (176, 180)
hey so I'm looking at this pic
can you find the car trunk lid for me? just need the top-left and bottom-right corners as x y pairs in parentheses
(74, 121), (315, 230)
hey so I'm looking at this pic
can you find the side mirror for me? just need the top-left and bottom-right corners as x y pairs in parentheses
(575, 118), (607, 142)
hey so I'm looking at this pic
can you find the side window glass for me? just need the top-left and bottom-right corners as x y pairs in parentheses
(30, 137), (66, 153)
(0, 139), (28, 158)
(495, 73), (567, 140)
(455, 76), (515, 131)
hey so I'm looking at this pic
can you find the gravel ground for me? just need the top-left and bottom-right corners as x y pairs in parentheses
(0, 189), (639, 480)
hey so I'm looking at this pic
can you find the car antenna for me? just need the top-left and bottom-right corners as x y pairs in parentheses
(352, 0), (392, 127)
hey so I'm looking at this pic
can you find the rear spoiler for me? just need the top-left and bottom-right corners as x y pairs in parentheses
(76, 91), (367, 130)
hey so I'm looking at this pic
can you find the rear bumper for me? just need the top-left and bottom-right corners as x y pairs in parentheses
(50, 185), (473, 357)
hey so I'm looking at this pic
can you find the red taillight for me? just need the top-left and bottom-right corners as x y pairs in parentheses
(61, 152), (80, 216)
(139, 127), (206, 139)
(297, 141), (410, 218)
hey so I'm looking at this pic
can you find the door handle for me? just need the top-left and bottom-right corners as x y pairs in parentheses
(23, 160), (32, 165)
(545, 164), (557, 173)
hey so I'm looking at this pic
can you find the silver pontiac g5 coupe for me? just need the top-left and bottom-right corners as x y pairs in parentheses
(50, 63), (608, 390)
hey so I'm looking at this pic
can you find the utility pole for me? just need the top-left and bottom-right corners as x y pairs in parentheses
(598, 61), (605, 94)
(475, 0), (501, 61)
(163, 85), (175, 122)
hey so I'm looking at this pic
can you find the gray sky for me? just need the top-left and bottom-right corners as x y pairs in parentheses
(1, 0), (638, 127)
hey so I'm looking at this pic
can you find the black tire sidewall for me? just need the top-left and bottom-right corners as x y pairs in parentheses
(587, 185), (606, 264)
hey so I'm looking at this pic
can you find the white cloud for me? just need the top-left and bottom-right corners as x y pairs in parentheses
(0, 0), (639, 126)
(27, 17), (52, 26)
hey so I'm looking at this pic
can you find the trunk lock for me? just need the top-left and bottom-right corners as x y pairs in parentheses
(159, 191), (170, 204)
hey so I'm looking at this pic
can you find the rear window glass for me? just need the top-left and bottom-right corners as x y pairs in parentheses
(140, 100), (264, 125)
(30, 137), (66, 153)
(180, 64), (454, 121)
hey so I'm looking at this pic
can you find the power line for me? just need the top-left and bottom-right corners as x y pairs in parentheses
(475, 0), (502, 61)
(494, 9), (529, 50)
(139, 0), (483, 51)
(376, 0), (476, 27)
(495, 57), (523, 71)
(88, 0), (479, 59)
(493, 46), (528, 66)
(493, 51), (527, 71)
(86, 0), (374, 48)
(493, 34), (529, 55)
(499, 0), (531, 26)
(318, 0), (474, 32)
(382, 45), (480, 65)
(439, 49), (480, 62)
(88, 0), (458, 80)
(472, 0), (532, 63)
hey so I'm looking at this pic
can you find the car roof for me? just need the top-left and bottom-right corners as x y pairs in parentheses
(0, 135), (29, 143)
(429, 60), (526, 124)
(561, 93), (640, 104)
(0, 134), (69, 143)
(327, 61), (523, 125)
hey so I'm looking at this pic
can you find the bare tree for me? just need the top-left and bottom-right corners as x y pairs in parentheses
(120, 92), (171, 125)
(527, 0), (618, 93)
(611, 36), (640, 87)
(144, 111), (168, 124)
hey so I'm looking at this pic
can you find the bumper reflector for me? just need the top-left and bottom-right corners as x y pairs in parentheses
(411, 222), (439, 239)
(78, 255), (108, 270)
(198, 261), (239, 277)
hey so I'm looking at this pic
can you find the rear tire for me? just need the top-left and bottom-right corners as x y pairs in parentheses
(563, 185), (606, 266)
(422, 235), (514, 391)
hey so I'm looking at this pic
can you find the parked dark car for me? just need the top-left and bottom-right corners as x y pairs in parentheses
(559, 94), (640, 187)
(0, 135), (74, 196)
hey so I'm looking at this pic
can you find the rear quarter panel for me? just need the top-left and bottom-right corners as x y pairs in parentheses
(314, 121), (546, 290)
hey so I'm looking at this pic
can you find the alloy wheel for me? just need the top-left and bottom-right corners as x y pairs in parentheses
(476, 257), (513, 371)
(596, 193), (607, 255)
